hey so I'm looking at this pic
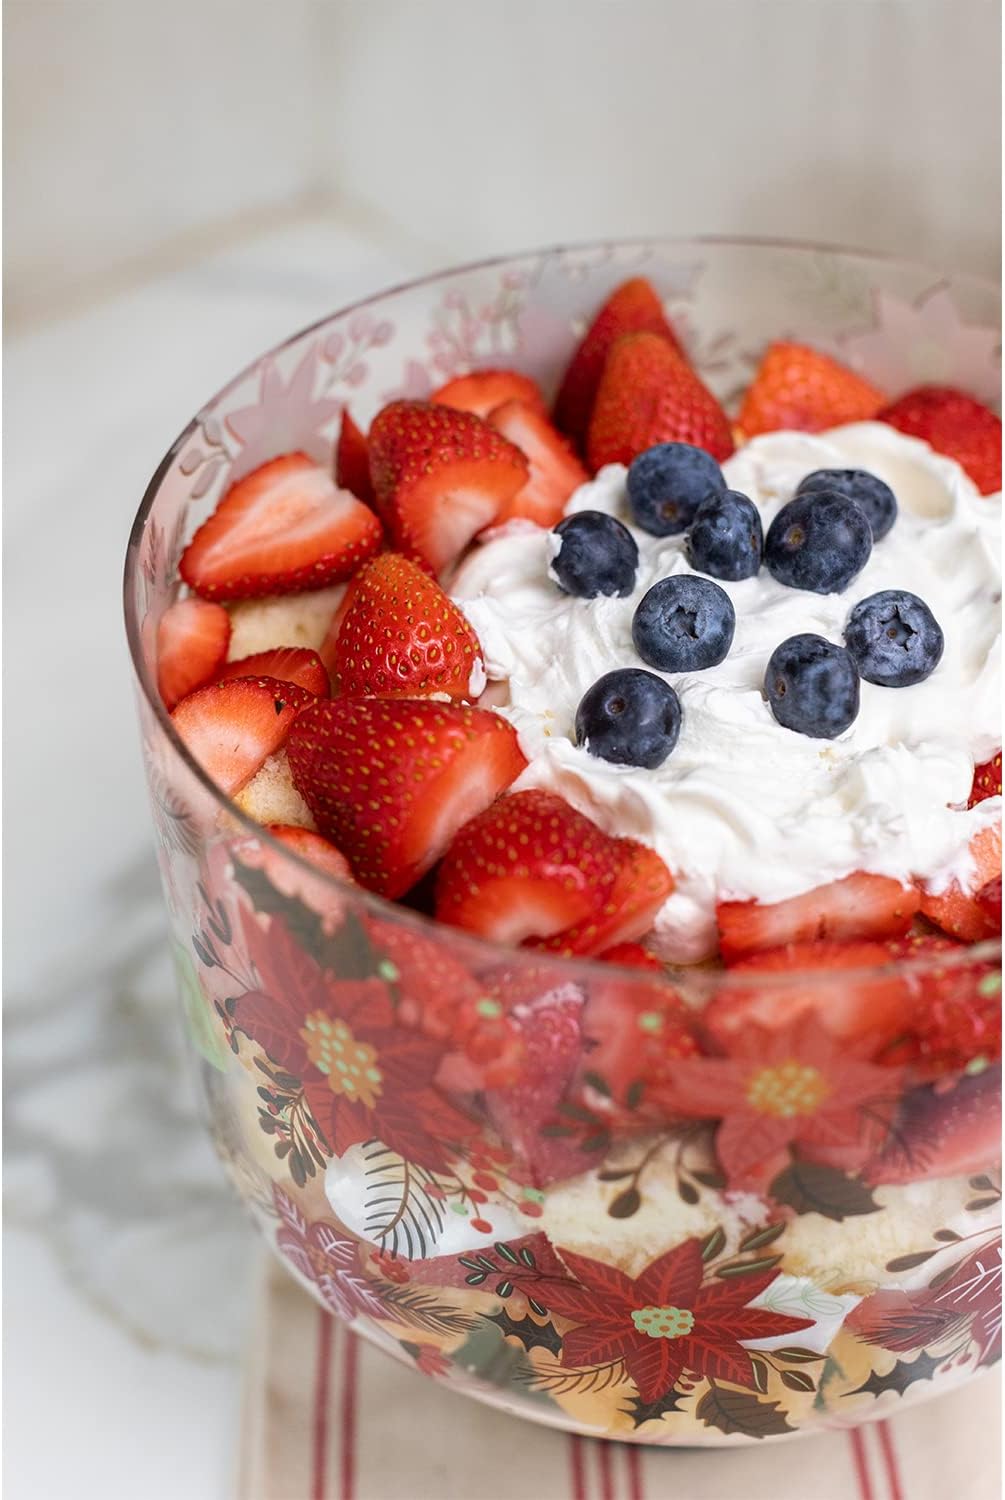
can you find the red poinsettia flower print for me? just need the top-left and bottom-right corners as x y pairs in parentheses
(847, 1233), (1002, 1369)
(412, 1343), (451, 1377)
(272, 1185), (388, 1324)
(530, 1238), (812, 1402)
(667, 1012), (902, 1186)
(233, 911), (478, 1172)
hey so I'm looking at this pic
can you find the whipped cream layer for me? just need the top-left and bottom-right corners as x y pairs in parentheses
(453, 424), (1002, 962)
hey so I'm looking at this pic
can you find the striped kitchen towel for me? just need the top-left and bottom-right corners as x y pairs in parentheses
(238, 1259), (1001, 1500)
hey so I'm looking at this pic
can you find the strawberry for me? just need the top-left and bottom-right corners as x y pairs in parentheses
(156, 597), (231, 710)
(318, 574), (365, 681)
(431, 368), (547, 420)
(586, 331), (733, 471)
(596, 942), (664, 971)
(434, 789), (673, 954)
(367, 401), (529, 576)
(922, 890), (1000, 944)
(232, 824), (352, 931)
(705, 941), (912, 1054)
(970, 753), (1003, 807)
(286, 697), (526, 897)
(920, 823), (1003, 941)
(717, 872), (919, 963)
(867, 1069), (1001, 1185)
(215, 646), (330, 697)
(170, 676), (313, 796)
(879, 933), (1001, 1078)
(179, 452), (383, 601)
(977, 877), (1002, 934)
(878, 386), (1002, 494)
(260, 823), (351, 879)
(535, 841), (674, 956)
(335, 409), (376, 507)
(486, 400), (589, 527)
(883, 931), (969, 962)
(435, 789), (626, 944)
(736, 342), (886, 439)
(334, 552), (484, 701)
(554, 277), (687, 445)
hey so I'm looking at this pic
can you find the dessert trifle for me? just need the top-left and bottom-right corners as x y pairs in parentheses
(128, 244), (1002, 1445)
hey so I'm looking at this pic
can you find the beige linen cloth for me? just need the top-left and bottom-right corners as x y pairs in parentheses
(238, 1259), (1000, 1500)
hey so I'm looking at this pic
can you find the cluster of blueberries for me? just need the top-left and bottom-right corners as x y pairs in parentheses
(549, 442), (945, 769)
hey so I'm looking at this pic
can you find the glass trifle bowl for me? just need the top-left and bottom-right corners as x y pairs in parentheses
(125, 238), (1002, 1445)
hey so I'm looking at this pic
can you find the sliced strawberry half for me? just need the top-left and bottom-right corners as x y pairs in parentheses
(261, 823), (351, 879)
(334, 552), (484, 701)
(216, 646), (330, 697)
(920, 823), (1003, 941)
(171, 675), (313, 796)
(879, 385), (1002, 494)
(367, 401), (529, 576)
(535, 841), (675, 956)
(231, 824), (352, 931)
(586, 331), (733, 471)
(486, 399), (589, 528)
(736, 342), (886, 439)
(554, 277), (687, 445)
(705, 940), (912, 1055)
(287, 697), (526, 898)
(717, 873), (919, 964)
(335, 409), (376, 507)
(970, 753), (1003, 807)
(156, 597), (231, 710)
(431, 368), (547, 420)
(435, 789), (627, 945)
(179, 452), (383, 601)
(867, 1069), (1002, 1185)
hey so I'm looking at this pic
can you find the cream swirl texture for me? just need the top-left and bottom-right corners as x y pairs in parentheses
(452, 424), (1002, 962)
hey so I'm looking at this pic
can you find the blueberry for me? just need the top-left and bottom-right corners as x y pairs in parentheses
(797, 468), (898, 541)
(687, 489), (763, 580)
(632, 575), (735, 672)
(626, 442), (727, 536)
(844, 590), (944, 686)
(575, 668), (682, 769)
(765, 634), (860, 738)
(764, 490), (872, 594)
(550, 510), (639, 598)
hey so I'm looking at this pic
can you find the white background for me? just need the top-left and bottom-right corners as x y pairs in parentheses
(3, 3), (1001, 1497)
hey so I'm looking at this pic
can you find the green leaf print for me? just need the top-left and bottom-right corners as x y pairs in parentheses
(173, 941), (228, 1071)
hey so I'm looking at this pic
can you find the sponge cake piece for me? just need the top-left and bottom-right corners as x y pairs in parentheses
(226, 584), (344, 661)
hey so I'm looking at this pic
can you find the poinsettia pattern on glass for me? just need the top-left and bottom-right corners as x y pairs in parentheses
(848, 1221), (1002, 1382)
(665, 1013), (903, 1191)
(508, 1236), (813, 1402)
(230, 908), (480, 1175)
(840, 283), (1002, 407)
(381, 278), (536, 400)
(272, 1182), (388, 1323)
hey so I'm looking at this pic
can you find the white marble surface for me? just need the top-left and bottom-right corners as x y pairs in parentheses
(3, 214), (436, 1500)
